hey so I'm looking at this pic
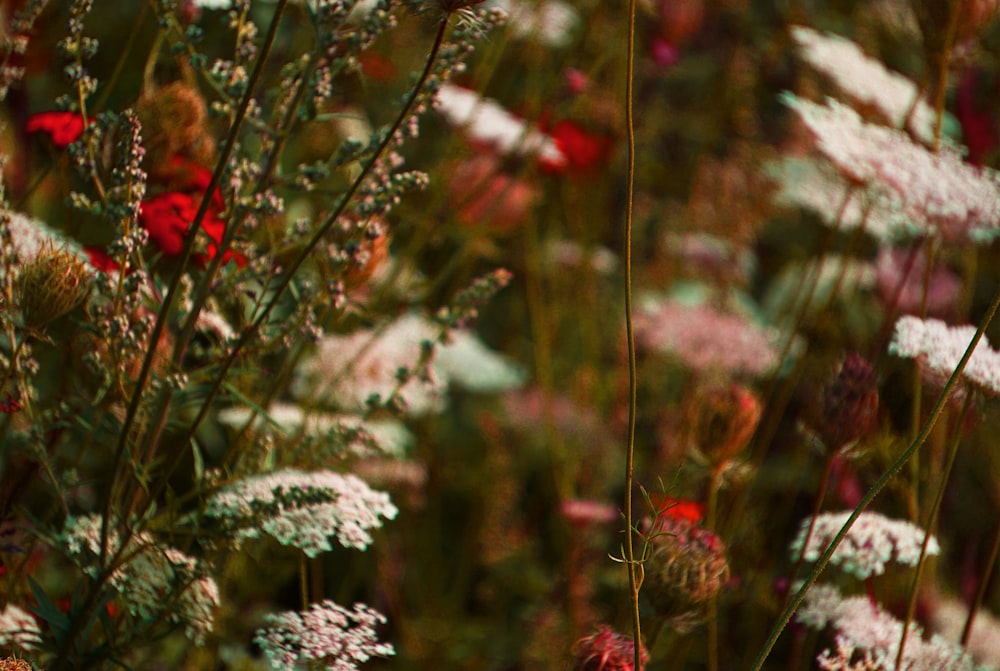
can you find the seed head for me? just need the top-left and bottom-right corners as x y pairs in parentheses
(15, 243), (91, 330)
(811, 353), (879, 453)
(645, 517), (730, 621)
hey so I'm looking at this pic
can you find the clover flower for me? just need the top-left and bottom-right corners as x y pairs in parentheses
(789, 511), (939, 579)
(799, 584), (978, 671)
(790, 26), (936, 142)
(890, 316), (1000, 395)
(783, 93), (1000, 243)
(434, 83), (567, 168)
(205, 469), (398, 556)
(254, 600), (394, 671)
(62, 515), (219, 642)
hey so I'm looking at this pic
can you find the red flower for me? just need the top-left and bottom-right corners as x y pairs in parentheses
(26, 111), (89, 149)
(158, 155), (225, 211)
(85, 246), (121, 274)
(139, 191), (244, 268)
(654, 496), (705, 526)
(540, 119), (614, 175)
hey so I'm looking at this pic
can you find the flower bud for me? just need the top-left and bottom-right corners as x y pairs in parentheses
(15, 244), (91, 330)
(644, 517), (730, 621)
(572, 625), (649, 671)
(811, 353), (879, 453)
(689, 383), (761, 465)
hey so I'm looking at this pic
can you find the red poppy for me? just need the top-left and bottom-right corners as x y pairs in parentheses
(139, 191), (245, 268)
(85, 246), (121, 274)
(26, 111), (90, 149)
(654, 496), (705, 525)
(539, 119), (614, 175)
(157, 155), (225, 211)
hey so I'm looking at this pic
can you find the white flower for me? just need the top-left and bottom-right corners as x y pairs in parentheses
(255, 601), (394, 671)
(434, 83), (566, 168)
(783, 93), (1000, 243)
(216, 402), (414, 457)
(890, 316), (1000, 395)
(768, 156), (914, 243)
(63, 515), (219, 642)
(293, 312), (525, 415)
(1, 211), (86, 275)
(193, 0), (232, 8)
(487, 0), (579, 48)
(790, 26), (937, 143)
(0, 604), (41, 649)
(799, 583), (979, 671)
(790, 511), (939, 579)
(435, 329), (525, 393)
(205, 469), (398, 556)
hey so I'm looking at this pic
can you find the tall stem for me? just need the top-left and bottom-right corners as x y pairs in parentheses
(622, 0), (642, 665)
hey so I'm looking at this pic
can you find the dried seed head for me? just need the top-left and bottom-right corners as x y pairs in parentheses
(15, 243), (91, 329)
(572, 625), (648, 671)
(0, 657), (33, 671)
(645, 517), (730, 620)
(138, 81), (216, 171)
(812, 353), (879, 453)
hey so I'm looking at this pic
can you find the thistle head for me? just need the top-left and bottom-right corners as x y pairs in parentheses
(15, 243), (91, 330)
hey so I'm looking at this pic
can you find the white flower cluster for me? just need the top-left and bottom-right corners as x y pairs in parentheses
(930, 593), (1000, 668)
(434, 83), (567, 168)
(0, 603), (41, 649)
(799, 584), (980, 671)
(768, 156), (907, 243)
(62, 515), (219, 642)
(0, 211), (86, 274)
(293, 312), (524, 416)
(254, 600), (394, 671)
(789, 511), (939, 579)
(205, 469), (398, 556)
(487, 0), (579, 48)
(790, 26), (937, 143)
(782, 93), (1000, 243)
(890, 316), (1000, 396)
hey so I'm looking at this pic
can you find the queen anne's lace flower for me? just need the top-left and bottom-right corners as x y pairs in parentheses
(62, 515), (219, 642)
(790, 511), (939, 579)
(790, 26), (937, 143)
(254, 600), (394, 671)
(205, 469), (398, 556)
(634, 297), (782, 377)
(0, 604), (41, 649)
(890, 316), (1000, 395)
(783, 93), (1000, 243)
(434, 83), (567, 168)
(799, 584), (979, 671)
(293, 313), (524, 415)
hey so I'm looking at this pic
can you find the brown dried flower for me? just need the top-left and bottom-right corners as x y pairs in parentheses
(810, 353), (879, 453)
(688, 383), (762, 465)
(645, 517), (730, 621)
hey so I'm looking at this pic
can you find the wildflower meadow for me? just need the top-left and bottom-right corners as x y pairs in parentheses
(4, 0), (1000, 669)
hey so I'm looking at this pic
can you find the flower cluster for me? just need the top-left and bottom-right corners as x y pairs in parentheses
(62, 515), (219, 642)
(254, 601), (394, 671)
(204, 469), (398, 556)
(890, 316), (1000, 395)
(789, 511), (939, 579)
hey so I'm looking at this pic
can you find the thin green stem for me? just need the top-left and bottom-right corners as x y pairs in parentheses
(749, 287), (1000, 671)
(623, 0), (641, 665)
(962, 519), (1000, 646)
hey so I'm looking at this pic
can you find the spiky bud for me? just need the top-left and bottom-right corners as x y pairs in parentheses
(572, 625), (648, 671)
(15, 243), (91, 330)
(644, 517), (730, 622)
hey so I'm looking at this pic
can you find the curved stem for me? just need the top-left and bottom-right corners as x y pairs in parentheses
(622, 0), (641, 665)
(749, 287), (1000, 671)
